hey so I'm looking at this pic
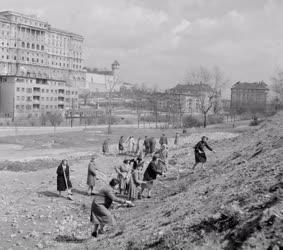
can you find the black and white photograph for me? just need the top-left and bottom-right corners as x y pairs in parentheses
(0, 0), (282, 249)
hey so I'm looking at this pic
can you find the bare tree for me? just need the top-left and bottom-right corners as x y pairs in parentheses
(186, 66), (225, 127)
(105, 72), (119, 134)
(271, 69), (283, 102)
(79, 90), (91, 105)
(46, 111), (64, 140)
(39, 112), (48, 126)
(79, 89), (91, 106)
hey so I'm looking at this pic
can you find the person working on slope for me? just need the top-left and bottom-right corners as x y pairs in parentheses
(90, 178), (134, 238)
(192, 136), (216, 170)
(141, 155), (163, 198)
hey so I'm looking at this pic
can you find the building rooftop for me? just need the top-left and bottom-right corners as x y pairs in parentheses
(84, 67), (113, 76)
(169, 83), (213, 95)
(0, 10), (83, 39)
(232, 81), (269, 90)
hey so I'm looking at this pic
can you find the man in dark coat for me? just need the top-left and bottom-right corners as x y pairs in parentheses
(141, 156), (162, 198)
(159, 133), (168, 147)
(192, 136), (216, 170)
(143, 136), (150, 155)
(149, 137), (156, 154)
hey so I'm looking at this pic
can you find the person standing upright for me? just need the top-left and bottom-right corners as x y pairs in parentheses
(56, 159), (73, 199)
(144, 136), (150, 156)
(174, 132), (180, 146)
(159, 133), (168, 147)
(102, 138), (110, 155)
(87, 156), (97, 195)
(118, 136), (124, 155)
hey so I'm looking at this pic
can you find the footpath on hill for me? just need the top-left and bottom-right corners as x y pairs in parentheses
(0, 113), (282, 250)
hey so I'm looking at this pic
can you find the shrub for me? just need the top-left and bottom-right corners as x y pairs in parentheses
(207, 115), (224, 125)
(182, 115), (202, 128)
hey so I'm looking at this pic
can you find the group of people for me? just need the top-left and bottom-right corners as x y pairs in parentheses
(56, 133), (215, 239)
(118, 136), (143, 156)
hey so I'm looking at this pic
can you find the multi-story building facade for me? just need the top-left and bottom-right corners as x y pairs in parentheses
(168, 83), (217, 114)
(84, 61), (120, 93)
(0, 11), (85, 118)
(231, 81), (269, 113)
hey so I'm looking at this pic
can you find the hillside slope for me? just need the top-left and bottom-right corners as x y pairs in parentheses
(74, 113), (283, 250)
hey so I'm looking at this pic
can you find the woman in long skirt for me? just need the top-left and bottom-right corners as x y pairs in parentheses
(90, 178), (134, 238)
(87, 156), (97, 195)
(192, 136), (216, 170)
(56, 159), (73, 199)
(102, 138), (110, 155)
(128, 159), (145, 200)
(115, 159), (131, 194)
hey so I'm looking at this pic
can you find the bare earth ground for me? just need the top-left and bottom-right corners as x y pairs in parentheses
(0, 116), (282, 250)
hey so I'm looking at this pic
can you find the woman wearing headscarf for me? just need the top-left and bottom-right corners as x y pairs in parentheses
(118, 136), (124, 155)
(87, 156), (97, 195)
(90, 178), (134, 238)
(56, 159), (73, 199)
(128, 158), (145, 200)
(115, 159), (131, 194)
(193, 136), (216, 170)
(102, 138), (110, 155)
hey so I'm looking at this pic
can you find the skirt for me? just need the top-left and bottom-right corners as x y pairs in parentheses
(90, 202), (115, 225)
(119, 143), (124, 151)
(195, 151), (207, 163)
(57, 176), (72, 191)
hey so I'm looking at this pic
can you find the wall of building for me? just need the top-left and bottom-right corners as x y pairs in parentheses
(0, 11), (83, 117)
(0, 76), (15, 116)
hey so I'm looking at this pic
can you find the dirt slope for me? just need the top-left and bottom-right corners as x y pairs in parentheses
(0, 113), (282, 250)
(73, 113), (283, 250)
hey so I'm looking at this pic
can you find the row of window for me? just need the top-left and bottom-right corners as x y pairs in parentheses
(16, 87), (78, 95)
(16, 104), (62, 110)
(21, 42), (44, 51)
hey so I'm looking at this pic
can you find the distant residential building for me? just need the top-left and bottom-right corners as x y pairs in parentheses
(231, 81), (269, 113)
(168, 83), (217, 114)
(84, 61), (120, 93)
(0, 11), (85, 118)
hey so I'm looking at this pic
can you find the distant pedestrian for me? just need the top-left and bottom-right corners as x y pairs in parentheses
(129, 136), (135, 153)
(174, 132), (180, 146)
(159, 133), (168, 147)
(118, 136), (124, 154)
(149, 137), (156, 154)
(141, 156), (163, 198)
(135, 137), (142, 156)
(87, 156), (97, 195)
(56, 159), (73, 199)
(192, 136), (216, 170)
(154, 144), (169, 174)
(102, 138), (110, 155)
(90, 178), (134, 238)
(144, 136), (150, 155)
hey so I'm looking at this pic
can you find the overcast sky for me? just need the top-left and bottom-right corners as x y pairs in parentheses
(2, 0), (283, 89)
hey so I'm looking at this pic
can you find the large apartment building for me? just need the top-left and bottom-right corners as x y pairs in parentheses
(0, 11), (85, 118)
(231, 81), (269, 113)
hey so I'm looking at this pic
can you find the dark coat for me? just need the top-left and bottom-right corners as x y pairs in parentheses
(194, 141), (213, 163)
(87, 161), (96, 187)
(143, 161), (162, 181)
(57, 164), (72, 191)
(149, 137), (156, 153)
(159, 136), (168, 145)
